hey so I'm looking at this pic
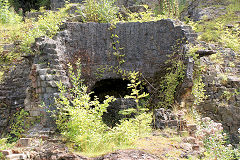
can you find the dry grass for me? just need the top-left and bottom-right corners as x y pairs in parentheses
(134, 129), (190, 160)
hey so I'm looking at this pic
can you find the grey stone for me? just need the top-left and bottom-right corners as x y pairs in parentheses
(183, 137), (196, 144)
(43, 48), (57, 55)
(46, 87), (57, 93)
(187, 124), (197, 131)
(39, 75), (46, 81)
(6, 153), (27, 160)
(180, 143), (192, 151)
(44, 43), (57, 49)
(38, 69), (47, 75)
(48, 81), (57, 88)
(41, 81), (47, 87)
(45, 75), (54, 81)
(17, 138), (31, 147)
(29, 111), (40, 117)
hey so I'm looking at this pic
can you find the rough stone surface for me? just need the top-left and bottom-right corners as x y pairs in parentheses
(16, 138), (31, 147)
(196, 44), (240, 143)
(0, 20), (196, 131)
(6, 153), (27, 160)
(0, 150), (13, 156)
(0, 59), (31, 135)
(61, 20), (189, 89)
(24, 20), (195, 127)
(153, 108), (187, 130)
(180, 0), (227, 21)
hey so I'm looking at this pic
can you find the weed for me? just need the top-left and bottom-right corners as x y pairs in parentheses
(52, 60), (152, 154)
(8, 109), (29, 142)
(158, 51), (185, 108)
(0, 0), (21, 24)
(197, 117), (240, 160)
(76, 0), (118, 23)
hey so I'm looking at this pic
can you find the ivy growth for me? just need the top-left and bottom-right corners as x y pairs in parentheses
(158, 46), (185, 108)
(187, 45), (208, 105)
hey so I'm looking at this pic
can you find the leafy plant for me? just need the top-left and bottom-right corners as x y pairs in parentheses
(121, 71), (151, 136)
(187, 45), (208, 105)
(8, 109), (29, 142)
(197, 117), (240, 160)
(155, 0), (180, 18)
(76, 0), (118, 23)
(53, 61), (152, 154)
(0, 0), (21, 24)
(158, 51), (185, 108)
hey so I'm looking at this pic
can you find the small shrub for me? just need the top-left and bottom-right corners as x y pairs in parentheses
(53, 61), (152, 154)
(158, 52), (185, 108)
(8, 109), (29, 142)
(197, 117), (240, 160)
(76, 0), (118, 23)
(154, 0), (180, 18)
(0, 0), (21, 24)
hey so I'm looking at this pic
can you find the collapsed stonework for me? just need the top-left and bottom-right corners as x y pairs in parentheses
(0, 61), (31, 135)
(197, 47), (240, 143)
(180, 0), (240, 143)
(0, 19), (198, 133)
(26, 19), (196, 127)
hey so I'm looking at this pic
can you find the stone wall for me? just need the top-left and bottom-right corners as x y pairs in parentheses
(61, 20), (195, 88)
(197, 48), (240, 143)
(0, 60), (31, 135)
(0, 19), (197, 131)
(25, 19), (196, 127)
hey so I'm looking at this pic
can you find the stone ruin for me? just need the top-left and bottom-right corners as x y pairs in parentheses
(0, 18), (197, 133)
(1, 0), (240, 144)
(50, 0), (160, 11)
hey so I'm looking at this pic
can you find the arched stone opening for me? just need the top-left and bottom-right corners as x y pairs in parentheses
(90, 78), (148, 127)
(90, 79), (131, 102)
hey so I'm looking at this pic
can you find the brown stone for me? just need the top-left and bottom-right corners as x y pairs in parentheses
(183, 136), (196, 144)
(187, 124), (197, 131)
(17, 138), (31, 147)
(40, 135), (49, 140)
(0, 150), (13, 156)
(192, 144), (200, 151)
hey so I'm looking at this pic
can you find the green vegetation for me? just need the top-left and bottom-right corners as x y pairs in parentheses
(0, 0), (239, 159)
(0, 0), (21, 24)
(0, 1), (70, 81)
(53, 61), (152, 155)
(154, 0), (180, 17)
(159, 57), (185, 108)
(196, 117), (240, 159)
(76, 0), (118, 23)
(187, 45), (208, 105)
(187, 1), (240, 52)
(8, 109), (29, 142)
